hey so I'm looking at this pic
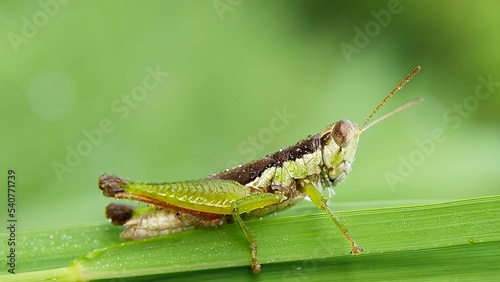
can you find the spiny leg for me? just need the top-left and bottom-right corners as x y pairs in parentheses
(231, 206), (260, 274)
(231, 193), (282, 274)
(299, 179), (363, 255)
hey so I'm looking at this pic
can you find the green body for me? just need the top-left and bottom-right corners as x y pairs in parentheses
(100, 119), (363, 274)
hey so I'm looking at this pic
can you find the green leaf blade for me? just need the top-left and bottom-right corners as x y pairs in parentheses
(1, 196), (499, 281)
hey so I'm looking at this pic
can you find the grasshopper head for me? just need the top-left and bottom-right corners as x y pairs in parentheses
(320, 120), (361, 188)
(318, 66), (423, 196)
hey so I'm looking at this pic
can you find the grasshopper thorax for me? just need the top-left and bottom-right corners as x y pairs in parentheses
(320, 120), (361, 188)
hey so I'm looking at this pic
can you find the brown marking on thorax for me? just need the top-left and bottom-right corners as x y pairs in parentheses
(208, 134), (321, 185)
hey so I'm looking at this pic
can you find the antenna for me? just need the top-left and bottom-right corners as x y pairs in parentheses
(360, 66), (421, 130)
(361, 97), (423, 133)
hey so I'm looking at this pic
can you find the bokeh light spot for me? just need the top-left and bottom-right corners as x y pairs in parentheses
(29, 71), (77, 121)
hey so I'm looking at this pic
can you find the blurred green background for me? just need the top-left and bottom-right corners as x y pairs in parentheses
(1, 1), (499, 230)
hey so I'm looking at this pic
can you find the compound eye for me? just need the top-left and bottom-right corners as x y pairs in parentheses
(332, 120), (356, 148)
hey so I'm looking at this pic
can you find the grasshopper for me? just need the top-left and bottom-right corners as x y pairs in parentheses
(99, 66), (422, 273)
